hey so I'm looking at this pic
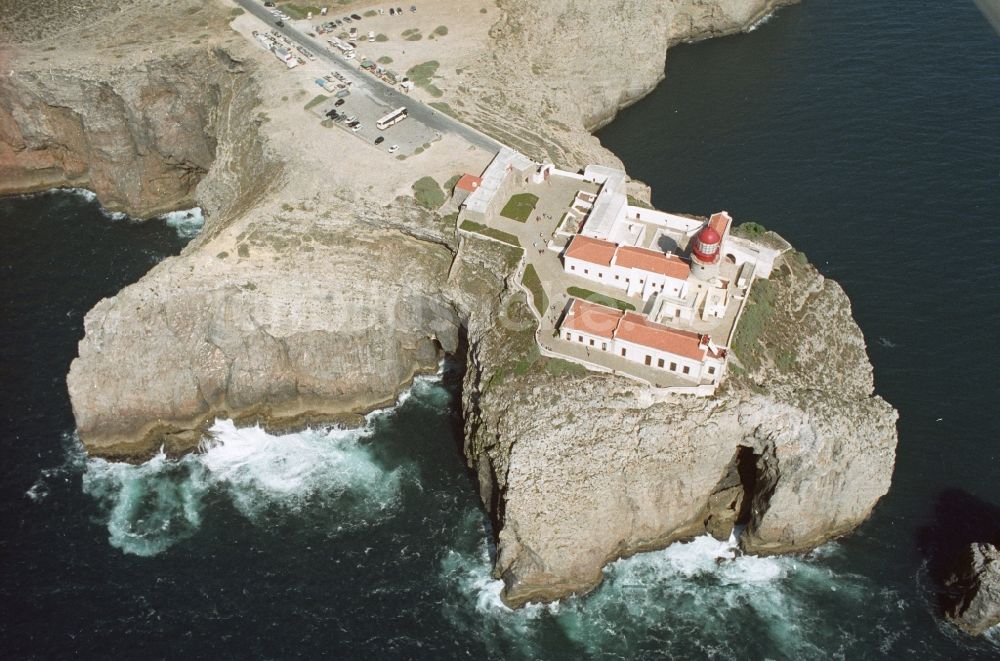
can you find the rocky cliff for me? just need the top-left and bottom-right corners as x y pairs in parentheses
(945, 542), (1000, 636)
(449, 0), (798, 168)
(0, 0), (898, 608)
(460, 239), (897, 606)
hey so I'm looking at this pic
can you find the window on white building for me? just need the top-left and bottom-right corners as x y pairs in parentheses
(708, 366), (716, 375)
(565, 332), (571, 340)
(658, 358), (665, 368)
(670, 362), (677, 371)
(601, 342), (607, 351)
(621, 348), (627, 357)
(589, 339), (595, 347)
(682, 366), (690, 375)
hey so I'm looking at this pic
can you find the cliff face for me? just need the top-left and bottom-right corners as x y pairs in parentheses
(460, 245), (897, 606)
(0, 0), (898, 609)
(0, 1), (272, 221)
(449, 0), (798, 167)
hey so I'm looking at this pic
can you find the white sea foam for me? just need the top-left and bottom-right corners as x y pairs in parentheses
(83, 421), (407, 556)
(746, 11), (775, 32)
(159, 207), (205, 239)
(440, 529), (879, 657)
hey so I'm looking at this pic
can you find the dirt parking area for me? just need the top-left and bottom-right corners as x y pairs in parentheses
(296, 0), (497, 104)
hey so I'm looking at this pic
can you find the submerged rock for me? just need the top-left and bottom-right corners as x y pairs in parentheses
(944, 543), (1000, 636)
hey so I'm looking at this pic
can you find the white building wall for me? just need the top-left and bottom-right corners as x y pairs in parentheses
(614, 338), (706, 382)
(564, 256), (616, 288)
(563, 328), (614, 353)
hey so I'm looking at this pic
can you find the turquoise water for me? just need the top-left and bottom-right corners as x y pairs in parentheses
(2, 0), (1000, 657)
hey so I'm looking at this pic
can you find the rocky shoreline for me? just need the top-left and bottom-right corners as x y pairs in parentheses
(0, 0), (898, 607)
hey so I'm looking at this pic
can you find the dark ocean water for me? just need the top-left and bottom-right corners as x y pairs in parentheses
(2, 0), (999, 658)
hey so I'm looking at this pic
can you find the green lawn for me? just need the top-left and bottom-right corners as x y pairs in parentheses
(303, 94), (328, 110)
(405, 61), (443, 97)
(500, 193), (539, 223)
(279, 3), (323, 20)
(412, 177), (445, 209)
(566, 287), (636, 312)
(521, 264), (547, 316)
(459, 221), (521, 248)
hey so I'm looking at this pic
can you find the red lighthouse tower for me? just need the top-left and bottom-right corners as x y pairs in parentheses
(691, 225), (723, 279)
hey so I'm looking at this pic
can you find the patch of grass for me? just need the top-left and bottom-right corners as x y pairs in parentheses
(500, 192), (539, 223)
(281, 203), (294, 212)
(405, 32), (423, 41)
(364, 9), (377, 17)
(412, 177), (445, 209)
(430, 101), (455, 116)
(731, 279), (776, 371)
(414, 147), (424, 155)
(443, 174), (462, 193)
(545, 358), (587, 378)
(566, 287), (635, 312)
(627, 194), (654, 210)
(230, 8), (245, 17)
(480, 7), (487, 13)
(406, 60), (439, 86)
(432, 25), (448, 36)
(460, 221), (522, 248)
(279, 4), (323, 20)
(734, 221), (766, 239)
(521, 264), (547, 316)
(377, 55), (393, 64)
(303, 93), (328, 110)
(375, 33), (388, 42)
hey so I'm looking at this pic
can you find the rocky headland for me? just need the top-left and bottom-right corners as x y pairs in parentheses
(0, 0), (897, 607)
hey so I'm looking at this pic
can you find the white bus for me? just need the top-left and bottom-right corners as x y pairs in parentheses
(376, 107), (408, 130)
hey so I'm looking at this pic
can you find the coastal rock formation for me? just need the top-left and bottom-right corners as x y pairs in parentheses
(0, 0), (898, 609)
(0, 1), (269, 220)
(451, 0), (798, 167)
(461, 245), (897, 606)
(944, 543), (1000, 636)
(66, 204), (462, 458)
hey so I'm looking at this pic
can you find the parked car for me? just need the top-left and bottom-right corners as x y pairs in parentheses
(343, 16), (352, 23)
(275, 20), (284, 27)
(374, 136), (385, 145)
(411, 5), (416, 12)
(397, 8), (403, 15)
(351, 13), (362, 20)
(264, 1), (275, 6)
(351, 123), (364, 132)
(334, 98), (346, 106)
(389, 8), (395, 16)
(387, 144), (399, 153)
(345, 115), (358, 123)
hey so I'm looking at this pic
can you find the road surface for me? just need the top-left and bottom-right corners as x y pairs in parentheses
(235, 0), (502, 154)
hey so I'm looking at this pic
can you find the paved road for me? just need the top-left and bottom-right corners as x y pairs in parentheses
(235, 0), (501, 154)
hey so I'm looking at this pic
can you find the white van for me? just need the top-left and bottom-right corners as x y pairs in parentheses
(367, 31), (375, 42)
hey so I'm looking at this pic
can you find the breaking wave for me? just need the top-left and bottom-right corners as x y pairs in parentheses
(80, 371), (449, 557)
(440, 530), (907, 658)
(159, 207), (204, 239)
(83, 419), (409, 557)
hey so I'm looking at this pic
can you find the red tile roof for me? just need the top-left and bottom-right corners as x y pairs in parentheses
(565, 235), (617, 267)
(455, 174), (482, 193)
(614, 246), (691, 279)
(709, 211), (731, 237)
(562, 299), (624, 339)
(615, 312), (707, 360)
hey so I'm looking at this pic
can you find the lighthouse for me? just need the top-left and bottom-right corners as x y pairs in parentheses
(690, 224), (723, 280)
